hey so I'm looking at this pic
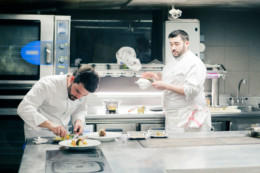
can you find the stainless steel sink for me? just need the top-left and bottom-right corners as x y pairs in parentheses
(237, 106), (260, 112)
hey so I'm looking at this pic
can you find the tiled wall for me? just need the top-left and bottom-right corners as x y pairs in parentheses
(184, 9), (260, 97)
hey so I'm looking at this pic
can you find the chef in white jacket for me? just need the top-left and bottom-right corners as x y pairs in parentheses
(142, 30), (211, 133)
(17, 66), (100, 139)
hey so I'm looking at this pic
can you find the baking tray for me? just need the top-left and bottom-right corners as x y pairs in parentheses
(127, 131), (148, 140)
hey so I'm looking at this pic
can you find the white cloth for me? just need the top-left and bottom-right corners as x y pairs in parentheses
(33, 137), (48, 144)
(17, 75), (87, 139)
(162, 50), (211, 132)
(116, 47), (142, 71)
(135, 78), (152, 90)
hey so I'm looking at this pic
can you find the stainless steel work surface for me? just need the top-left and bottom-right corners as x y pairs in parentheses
(167, 167), (260, 173)
(139, 136), (260, 148)
(19, 132), (260, 173)
(45, 149), (112, 173)
(139, 131), (260, 148)
(101, 144), (260, 173)
(19, 139), (142, 173)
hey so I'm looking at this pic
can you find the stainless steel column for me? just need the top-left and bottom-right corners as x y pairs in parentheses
(211, 77), (219, 107)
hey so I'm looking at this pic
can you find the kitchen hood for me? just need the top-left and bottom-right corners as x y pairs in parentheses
(1, 0), (260, 12)
(0, 0), (132, 11)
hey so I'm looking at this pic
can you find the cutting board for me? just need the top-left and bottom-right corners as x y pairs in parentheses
(139, 136), (260, 148)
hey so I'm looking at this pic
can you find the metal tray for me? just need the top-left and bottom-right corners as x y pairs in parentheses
(246, 127), (260, 138)
(148, 130), (168, 138)
(127, 131), (148, 140)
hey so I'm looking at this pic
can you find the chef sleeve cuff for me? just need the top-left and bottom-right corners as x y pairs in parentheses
(183, 84), (199, 101)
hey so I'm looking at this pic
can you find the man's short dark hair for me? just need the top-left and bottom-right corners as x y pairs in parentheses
(168, 30), (189, 42)
(73, 66), (100, 93)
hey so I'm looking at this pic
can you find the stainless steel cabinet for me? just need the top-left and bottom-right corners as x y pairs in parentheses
(230, 118), (260, 131)
(211, 122), (223, 131)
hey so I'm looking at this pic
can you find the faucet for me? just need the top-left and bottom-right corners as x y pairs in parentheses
(236, 79), (247, 104)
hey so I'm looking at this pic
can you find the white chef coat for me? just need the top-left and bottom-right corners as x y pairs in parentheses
(17, 75), (87, 139)
(162, 50), (211, 133)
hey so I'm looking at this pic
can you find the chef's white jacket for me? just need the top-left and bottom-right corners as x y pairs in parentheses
(17, 75), (87, 139)
(162, 50), (211, 132)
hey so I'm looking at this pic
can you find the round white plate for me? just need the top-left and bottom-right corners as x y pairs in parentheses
(86, 132), (122, 142)
(59, 139), (101, 149)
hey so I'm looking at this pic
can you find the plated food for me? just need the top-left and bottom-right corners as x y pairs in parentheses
(53, 134), (75, 142)
(98, 129), (106, 137)
(59, 139), (101, 149)
(71, 137), (88, 146)
(87, 132), (122, 142)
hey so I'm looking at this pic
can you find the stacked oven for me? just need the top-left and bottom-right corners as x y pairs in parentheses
(0, 14), (70, 172)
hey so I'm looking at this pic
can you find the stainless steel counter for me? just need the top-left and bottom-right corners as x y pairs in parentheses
(85, 110), (260, 120)
(19, 131), (260, 173)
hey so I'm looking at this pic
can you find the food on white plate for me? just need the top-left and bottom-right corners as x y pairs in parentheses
(98, 129), (106, 137)
(70, 137), (87, 147)
(54, 134), (74, 141)
(156, 132), (164, 136)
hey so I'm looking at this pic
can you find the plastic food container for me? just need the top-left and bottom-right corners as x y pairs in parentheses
(103, 99), (121, 114)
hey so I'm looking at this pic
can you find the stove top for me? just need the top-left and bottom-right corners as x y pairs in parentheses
(45, 149), (112, 173)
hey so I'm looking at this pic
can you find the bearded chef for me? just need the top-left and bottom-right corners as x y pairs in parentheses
(142, 30), (211, 133)
(17, 66), (100, 139)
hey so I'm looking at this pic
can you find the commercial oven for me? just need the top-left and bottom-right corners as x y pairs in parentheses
(0, 14), (71, 109)
(0, 14), (70, 84)
(0, 15), (71, 171)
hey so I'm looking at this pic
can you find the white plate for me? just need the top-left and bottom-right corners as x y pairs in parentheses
(59, 139), (101, 149)
(86, 132), (122, 142)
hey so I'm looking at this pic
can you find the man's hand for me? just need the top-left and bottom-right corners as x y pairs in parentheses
(152, 81), (168, 90)
(50, 125), (67, 137)
(40, 120), (67, 137)
(73, 120), (84, 135)
(142, 72), (161, 81)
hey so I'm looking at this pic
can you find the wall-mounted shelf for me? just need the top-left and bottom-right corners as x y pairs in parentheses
(78, 63), (164, 77)
(70, 63), (227, 79)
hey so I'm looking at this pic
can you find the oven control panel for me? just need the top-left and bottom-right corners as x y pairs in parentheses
(55, 16), (71, 75)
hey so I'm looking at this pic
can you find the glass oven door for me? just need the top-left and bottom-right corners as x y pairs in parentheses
(0, 14), (55, 84)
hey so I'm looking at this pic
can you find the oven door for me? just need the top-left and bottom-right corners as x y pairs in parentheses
(0, 14), (71, 108)
(0, 14), (58, 84)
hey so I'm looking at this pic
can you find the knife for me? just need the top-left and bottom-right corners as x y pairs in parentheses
(147, 77), (154, 82)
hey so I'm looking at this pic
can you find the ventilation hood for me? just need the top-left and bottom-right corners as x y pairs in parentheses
(1, 0), (260, 12)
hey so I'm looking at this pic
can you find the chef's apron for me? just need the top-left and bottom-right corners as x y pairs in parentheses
(165, 106), (211, 134)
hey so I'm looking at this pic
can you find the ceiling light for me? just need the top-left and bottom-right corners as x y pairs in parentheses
(169, 0), (182, 19)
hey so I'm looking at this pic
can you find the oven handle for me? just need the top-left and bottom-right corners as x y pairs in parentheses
(46, 43), (52, 64)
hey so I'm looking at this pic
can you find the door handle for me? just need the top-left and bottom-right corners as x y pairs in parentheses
(45, 43), (52, 64)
